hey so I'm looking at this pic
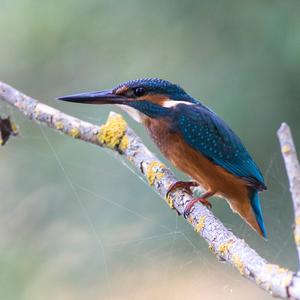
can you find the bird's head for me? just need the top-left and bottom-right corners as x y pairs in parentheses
(58, 78), (198, 122)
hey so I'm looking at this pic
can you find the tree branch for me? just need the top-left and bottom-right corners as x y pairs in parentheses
(278, 123), (300, 268)
(0, 81), (299, 299)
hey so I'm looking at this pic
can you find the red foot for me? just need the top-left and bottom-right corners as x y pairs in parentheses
(166, 181), (198, 198)
(183, 196), (212, 218)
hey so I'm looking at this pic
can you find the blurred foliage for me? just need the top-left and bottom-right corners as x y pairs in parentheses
(0, 0), (300, 299)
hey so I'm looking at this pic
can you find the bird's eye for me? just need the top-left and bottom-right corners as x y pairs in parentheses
(133, 87), (146, 97)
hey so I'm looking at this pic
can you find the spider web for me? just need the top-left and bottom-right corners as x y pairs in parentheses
(0, 103), (296, 300)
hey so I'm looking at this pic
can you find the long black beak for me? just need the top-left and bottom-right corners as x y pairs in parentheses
(57, 90), (125, 105)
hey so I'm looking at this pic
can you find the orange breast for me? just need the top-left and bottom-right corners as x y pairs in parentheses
(143, 117), (263, 236)
(143, 117), (248, 198)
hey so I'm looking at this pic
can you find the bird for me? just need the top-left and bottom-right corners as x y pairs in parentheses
(58, 78), (267, 238)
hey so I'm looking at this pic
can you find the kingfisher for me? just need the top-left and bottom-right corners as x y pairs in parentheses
(58, 78), (267, 238)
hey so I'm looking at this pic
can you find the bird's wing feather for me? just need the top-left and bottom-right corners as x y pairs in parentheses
(175, 104), (266, 190)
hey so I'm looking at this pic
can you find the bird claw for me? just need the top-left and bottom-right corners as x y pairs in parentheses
(166, 181), (198, 198)
(166, 181), (212, 218)
(183, 197), (212, 218)
(166, 181), (199, 216)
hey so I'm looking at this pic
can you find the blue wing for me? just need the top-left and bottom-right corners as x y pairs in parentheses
(175, 104), (266, 190)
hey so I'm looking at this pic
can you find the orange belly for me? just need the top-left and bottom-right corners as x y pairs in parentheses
(161, 130), (248, 200)
(144, 117), (247, 197)
(144, 117), (262, 235)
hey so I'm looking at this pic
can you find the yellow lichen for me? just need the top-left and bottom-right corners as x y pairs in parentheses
(119, 134), (129, 152)
(282, 145), (291, 154)
(282, 272), (293, 287)
(165, 194), (174, 209)
(187, 215), (194, 224)
(0, 139), (3, 145)
(146, 161), (165, 186)
(233, 254), (244, 275)
(97, 114), (128, 150)
(195, 216), (206, 233)
(263, 264), (292, 287)
(55, 121), (64, 130)
(70, 127), (80, 138)
(264, 264), (276, 273)
(275, 266), (288, 273)
(208, 244), (214, 252)
(10, 122), (18, 134)
(218, 240), (234, 256)
(34, 109), (40, 119)
(264, 264), (288, 274)
(295, 234), (300, 246)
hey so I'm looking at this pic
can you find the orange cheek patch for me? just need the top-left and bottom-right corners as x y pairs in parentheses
(139, 94), (169, 105)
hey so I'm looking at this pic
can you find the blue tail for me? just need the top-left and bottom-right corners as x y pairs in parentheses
(250, 191), (267, 238)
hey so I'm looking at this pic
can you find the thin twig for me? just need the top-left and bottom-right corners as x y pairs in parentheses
(0, 81), (299, 299)
(278, 123), (300, 266)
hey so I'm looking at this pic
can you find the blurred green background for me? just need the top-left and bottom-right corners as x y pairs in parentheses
(0, 0), (300, 299)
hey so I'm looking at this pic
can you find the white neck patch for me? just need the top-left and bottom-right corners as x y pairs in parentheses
(162, 100), (194, 108)
(117, 100), (194, 123)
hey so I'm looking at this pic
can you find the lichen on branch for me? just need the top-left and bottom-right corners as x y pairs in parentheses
(1, 80), (300, 299)
(97, 113), (129, 152)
